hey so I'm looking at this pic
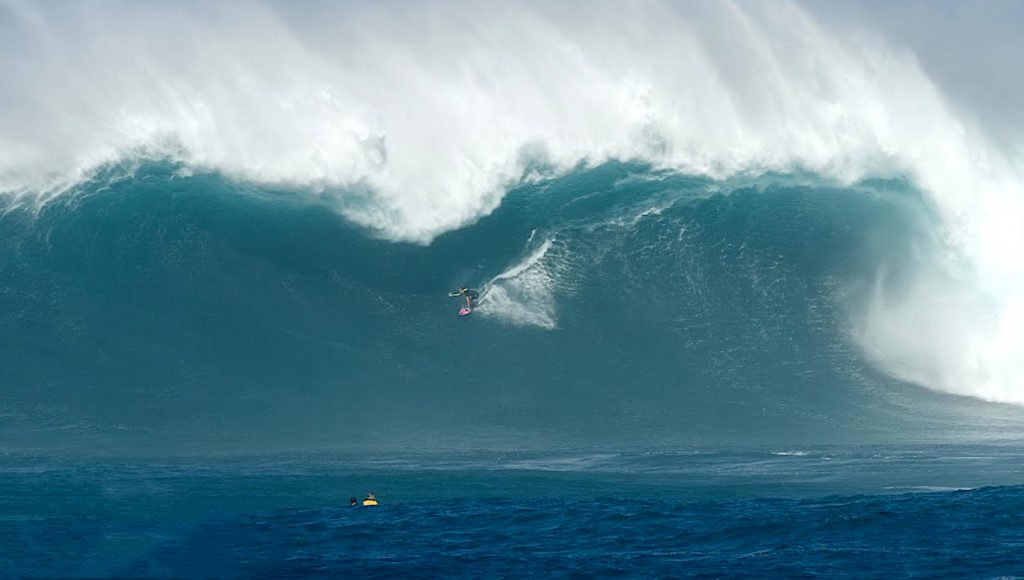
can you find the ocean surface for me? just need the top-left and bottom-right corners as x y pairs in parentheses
(4, 1), (1024, 577)
(5, 446), (1024, 577)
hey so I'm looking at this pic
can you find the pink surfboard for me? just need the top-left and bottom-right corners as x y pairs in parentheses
(459, 307), (472, 316)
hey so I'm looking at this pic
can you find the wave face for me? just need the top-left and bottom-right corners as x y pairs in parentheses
(2, 1), (1024, 452)
(1, 165), (1021, 453)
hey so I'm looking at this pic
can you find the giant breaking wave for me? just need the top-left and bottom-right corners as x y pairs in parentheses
(2, 0), (1024, 454)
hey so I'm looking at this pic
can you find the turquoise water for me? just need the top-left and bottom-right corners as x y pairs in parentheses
(2, 164), (1019, 455)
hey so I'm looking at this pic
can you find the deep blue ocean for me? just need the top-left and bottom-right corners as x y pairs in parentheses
(5, 447), (1024, 577)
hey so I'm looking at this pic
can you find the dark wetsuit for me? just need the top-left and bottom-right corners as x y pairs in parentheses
(453, 288), (479, 307)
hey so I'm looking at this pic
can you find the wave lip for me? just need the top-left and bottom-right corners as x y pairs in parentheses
(0, 1), (1007, 241)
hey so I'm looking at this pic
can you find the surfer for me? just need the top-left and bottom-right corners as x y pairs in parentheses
(449, 287), (479, 310)
(363, 492), (379, 506)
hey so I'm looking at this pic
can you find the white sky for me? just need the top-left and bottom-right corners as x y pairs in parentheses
(801, 0), (1024, 148)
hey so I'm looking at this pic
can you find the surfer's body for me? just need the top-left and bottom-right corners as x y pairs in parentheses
(449, 287), (479, 311)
